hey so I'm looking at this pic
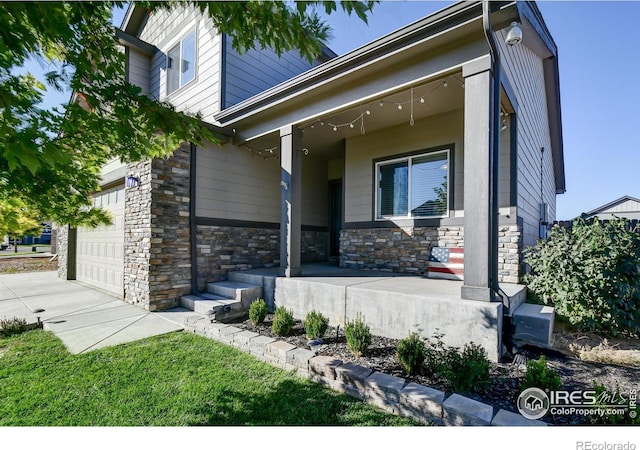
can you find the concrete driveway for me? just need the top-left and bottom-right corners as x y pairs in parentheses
(0, 271), (195, 354)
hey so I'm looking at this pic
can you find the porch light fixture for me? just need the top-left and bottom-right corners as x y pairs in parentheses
(505, 22), (523, 46)
(126, 176), (139, 188)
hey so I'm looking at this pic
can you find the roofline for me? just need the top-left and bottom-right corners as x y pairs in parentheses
(115, 28), (159, 55)
(215, 1), (519, 124)
(585, 196), (640, 216)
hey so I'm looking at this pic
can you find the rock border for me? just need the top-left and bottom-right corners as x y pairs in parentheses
(184, 315), (546, 426)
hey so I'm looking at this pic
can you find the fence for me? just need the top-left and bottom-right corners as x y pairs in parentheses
(552, 218), (639, 231)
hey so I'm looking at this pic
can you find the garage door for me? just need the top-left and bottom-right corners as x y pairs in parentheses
(76, 185), (125, 296)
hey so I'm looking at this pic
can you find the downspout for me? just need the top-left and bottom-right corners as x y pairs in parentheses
(482, 0), (501, 297)
(189, 142), (200, 295)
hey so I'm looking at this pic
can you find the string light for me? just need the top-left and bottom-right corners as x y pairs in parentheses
(243, 145), (280, 160)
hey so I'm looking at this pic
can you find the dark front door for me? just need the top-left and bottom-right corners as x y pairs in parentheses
(329, 180), (343, 257)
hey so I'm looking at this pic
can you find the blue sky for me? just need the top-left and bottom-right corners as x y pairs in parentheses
(34, 1), (640, 220)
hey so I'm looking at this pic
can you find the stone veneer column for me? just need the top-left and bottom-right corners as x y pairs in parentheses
(55, 224), (69, 280)
(124, 143), (192, 311)
(497, 224), (522, 283)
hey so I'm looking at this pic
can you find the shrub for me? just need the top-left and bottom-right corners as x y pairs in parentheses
(525, 217), (640, 337)
(520, 356), (562, 392)
(344, 314), (371, 357)
(248, 299), (268, 326)
(396, 332), (426, 375)
(0, 316), (28, 338)
(304, 310), (329, 340)
(271, 306), (294, 336)
(423, 332), (490, 392)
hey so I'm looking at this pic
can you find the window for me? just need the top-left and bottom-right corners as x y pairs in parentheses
(376, 150), (449, 219)
(166, 31), (196, 95)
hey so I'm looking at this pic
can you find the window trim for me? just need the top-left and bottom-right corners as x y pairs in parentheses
(374, 148), (450, 221)
(165, 29), (197, 96)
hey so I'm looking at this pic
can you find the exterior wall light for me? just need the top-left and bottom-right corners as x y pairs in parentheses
(505, 22), (523, 46)
(126, 176), (139, 188)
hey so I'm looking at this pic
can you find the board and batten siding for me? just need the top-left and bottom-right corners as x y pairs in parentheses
(196, 144), (328, 227)
(139, 5), (221, 122)
(498, 29), (557, 247)
(344, 109), (465, 223)
(127, 47), (151, 95)
(223, 38), (316, 108)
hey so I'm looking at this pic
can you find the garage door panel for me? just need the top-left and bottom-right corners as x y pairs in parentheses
(76, 186), (125, 296)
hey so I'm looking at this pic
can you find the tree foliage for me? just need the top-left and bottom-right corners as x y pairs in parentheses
(0, 1), (375, 226)
(0, 197), (43, 251)
(524, 217), (640, 337)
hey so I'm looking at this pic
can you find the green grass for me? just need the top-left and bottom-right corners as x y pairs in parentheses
(0, 330), (417, 426)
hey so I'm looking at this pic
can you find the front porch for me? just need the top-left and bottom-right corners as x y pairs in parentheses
(230, 263), (528, 362)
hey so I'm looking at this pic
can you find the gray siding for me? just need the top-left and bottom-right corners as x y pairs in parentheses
(139, 5), (221, 122)
(344, 109), (464, 223)
(127, 47), (151, 95)
(499, 30), (557, 247)
(223, 38), (315, 108)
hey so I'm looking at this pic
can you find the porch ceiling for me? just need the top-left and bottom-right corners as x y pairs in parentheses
(244, 73), (465, 160)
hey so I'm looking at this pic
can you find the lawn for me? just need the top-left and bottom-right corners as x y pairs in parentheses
(0, 330), (417, 426)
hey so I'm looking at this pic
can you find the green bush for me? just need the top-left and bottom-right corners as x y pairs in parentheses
(520, 356), (562, 392)
(423, 332), (490, 392)
(248, 299), (268, 326)
(271, 306), (294, 336)
(304, 310), (329, 340)
(344, 314), (371, 357)
(525, 217), (640, 337)
(396, 332), (426, 375)
(0, 316), (28, 338)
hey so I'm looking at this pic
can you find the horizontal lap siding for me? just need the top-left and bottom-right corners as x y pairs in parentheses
(344, 109), (464, 223)
(224, 39), (315, 108)
(128, 48), (150, 95)
(498, 30), (557, 248)
(140, 6), (220, 121)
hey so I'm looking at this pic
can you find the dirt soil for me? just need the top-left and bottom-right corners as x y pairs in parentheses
(231, 315), (639, 425)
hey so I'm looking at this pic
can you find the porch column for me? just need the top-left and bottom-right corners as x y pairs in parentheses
(461, 55), (497, 302)
(279, 125), (302, 277)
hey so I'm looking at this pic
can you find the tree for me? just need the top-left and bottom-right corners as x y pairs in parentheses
(0, 1), (375, 226)
(0, 197), (43, 252)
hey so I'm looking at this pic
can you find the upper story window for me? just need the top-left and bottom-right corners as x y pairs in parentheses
(375, 149), (449, 220)
(166, 30), (196, 95)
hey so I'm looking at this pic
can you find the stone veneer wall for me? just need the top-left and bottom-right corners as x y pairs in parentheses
(124, 144), (192, 311)
(55, 224), (69, 279)
(195, 225), (328, 289)
(340, 225), (522, 282)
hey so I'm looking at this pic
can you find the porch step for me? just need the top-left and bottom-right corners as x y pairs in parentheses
(228, 271), (265, 286)
(427, 247), (464, 281)
(508, 303), (555, 349)
(180, 295), (245, 322)
(206, 281), (263, 308)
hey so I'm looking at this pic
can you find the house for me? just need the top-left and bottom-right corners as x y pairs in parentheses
(55, 1), (564, 361)
(582, 195), (640, 221)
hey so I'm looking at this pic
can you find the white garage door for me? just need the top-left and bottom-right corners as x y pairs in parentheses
(76, 185), (125, 296)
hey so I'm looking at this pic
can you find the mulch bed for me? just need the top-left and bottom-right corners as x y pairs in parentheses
(231, 314), (640, 425)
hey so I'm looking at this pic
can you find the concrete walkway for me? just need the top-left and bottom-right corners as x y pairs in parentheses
(0, 271), (194, 354)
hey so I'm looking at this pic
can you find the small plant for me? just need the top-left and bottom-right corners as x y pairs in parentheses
(396, 332), (426, 375)
(344, 314), (371, 357)
(271, 306), (294, 336)
(520, 355), (562, 392)
(0, 316), (28, 338)
(305, 310), (329, 340)
(248, 299), (268, 326)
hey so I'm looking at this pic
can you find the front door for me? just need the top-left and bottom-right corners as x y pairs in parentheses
(329, 180), (342, 258)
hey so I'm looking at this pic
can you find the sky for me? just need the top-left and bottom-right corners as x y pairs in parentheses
(31, 1), (640, 221)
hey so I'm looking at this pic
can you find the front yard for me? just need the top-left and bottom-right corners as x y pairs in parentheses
(0, 330), (416, 426)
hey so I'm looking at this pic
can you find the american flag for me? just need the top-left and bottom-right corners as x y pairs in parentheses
(427, 247), (464, 280)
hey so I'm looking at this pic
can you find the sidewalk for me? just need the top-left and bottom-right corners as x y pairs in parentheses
(0, 271), (195, 354)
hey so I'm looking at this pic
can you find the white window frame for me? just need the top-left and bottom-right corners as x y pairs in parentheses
(166, 29), (197, 95)
(374, 149), (450, 220)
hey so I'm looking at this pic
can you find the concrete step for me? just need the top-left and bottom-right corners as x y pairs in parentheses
(228, 271), (265, 286)
(206, 281), (263, 308)
(499, 283), (527, 316)
(180, 295), (245, 322)
(509, 303), (555, 349)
